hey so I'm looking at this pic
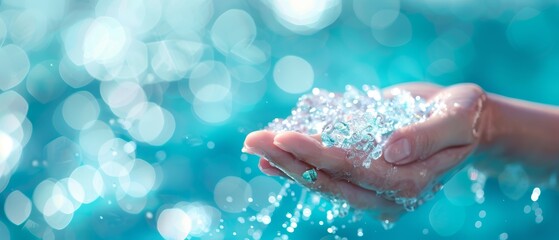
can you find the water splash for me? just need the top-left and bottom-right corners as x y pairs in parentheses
(264, 85), (436, 228)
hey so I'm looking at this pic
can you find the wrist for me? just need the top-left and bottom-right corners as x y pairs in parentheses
(469, 91), (511, 176)
(477, 93), (497, 153)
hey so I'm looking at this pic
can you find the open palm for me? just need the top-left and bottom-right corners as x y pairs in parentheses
(244, 83), (489, 221)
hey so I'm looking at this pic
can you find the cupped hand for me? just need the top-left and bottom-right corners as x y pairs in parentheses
(243, 82), (490, 221)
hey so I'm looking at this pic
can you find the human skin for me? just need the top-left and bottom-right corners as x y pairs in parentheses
(242, 82), (559, 221)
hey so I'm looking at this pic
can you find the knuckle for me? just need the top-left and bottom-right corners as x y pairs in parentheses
(327, 168), (352, 181)
(457, 84), (487, 142)
(459, 82), (483, 93)
(395, 125), (434, 160)
(359, 161), (390, 191)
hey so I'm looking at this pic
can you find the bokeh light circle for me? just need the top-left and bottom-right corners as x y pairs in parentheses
(248, 176), (282, 210)
(43, 209), (73, 230)
(68, 165), (104, 203)
(371, 13), (412, 47)
(115, 193), (147, 214)
(118, 159), (156, 198)
(211, 9), (257, 54)
(26, 61), (67, 104)
(164, 0), (213, 35)
(0, 132), (15, 166)
(59, 56), (94, 88)
(498, 165), (529, 200)
(226, 41), (271, 83)
(62, 91), (100, 130)
(0, 44), (30, 91)
(0, 18), (6, 46)
(0, 90), (28, 129)
(67, 175), (84, 204)
(95, 0), (162, 35)
(157, 208), (192, 240)
(110, 39), (149, 80)
(233, 80), (267, 108)
(193, 96), (232, 124)
(4, 190), (32, 225)
(149, 40), (205, 82)
(97, 138), (135, 177)
(33, 179), (57, 215)
(181, 203), (221, 237)
(214, 176), (252, 213)
(127, 103), (176, 146)
(0, 221), (8, 240)
(100, 81), (147, 119)
(269, 0), (342, 35)
(83, 16), (128, 63)
(0, 91), (27, 193)
(79, 120), (115, 157)
(189, 61), (231, 102)
(273, 55), (314, 94)
(353, 0), (400, 27)
(62, 18), (93, 66)
(443, 169), (476, 206)
(9, 10), (49, 50)
(429, 199), (465, 237)
(44, 136), (81, 178)
(55, 178), (83, 213)
(507, 8), (554, 54)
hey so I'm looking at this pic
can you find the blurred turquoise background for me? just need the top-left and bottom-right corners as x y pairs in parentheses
(0, 0), (558, 239)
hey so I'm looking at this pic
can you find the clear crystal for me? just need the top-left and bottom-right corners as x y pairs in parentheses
(302, 169), (318, 183)
(264, 85), (435, 212)
(266, 85), (433, 168)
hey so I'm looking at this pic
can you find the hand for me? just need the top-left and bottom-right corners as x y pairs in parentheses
(243, 82), (490, 221)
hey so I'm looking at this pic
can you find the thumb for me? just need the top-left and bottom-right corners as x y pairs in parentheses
(383, 83), (486, 165)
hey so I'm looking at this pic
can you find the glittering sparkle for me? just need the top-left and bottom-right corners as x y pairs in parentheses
(266, 85), (433, 168)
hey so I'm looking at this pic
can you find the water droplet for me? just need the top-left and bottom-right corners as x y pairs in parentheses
(381, 219), (395, 230)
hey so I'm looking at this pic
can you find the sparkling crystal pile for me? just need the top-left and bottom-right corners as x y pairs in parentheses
(266, 85), (434, 168)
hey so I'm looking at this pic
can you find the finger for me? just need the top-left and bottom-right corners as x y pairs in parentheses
(424, 144), (475, 176)
(273, 131), (393, 192)
(245, 130), (393, 209)
(272, 131), (472, 199)
(245, 131), (347, 192)
(273, 132), (348, 171)
(377, 144), (473, 198)
(382, 114), (470, 165)
(258, 158), (289, 178)
(383, 84), (485, 165)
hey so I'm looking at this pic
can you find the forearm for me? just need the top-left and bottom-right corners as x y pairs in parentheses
(479, 94), (559, 170)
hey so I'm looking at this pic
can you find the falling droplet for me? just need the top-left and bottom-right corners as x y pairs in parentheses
(381, 219), (395, 230)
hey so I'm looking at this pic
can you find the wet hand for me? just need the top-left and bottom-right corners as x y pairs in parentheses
(243, 82), (490, 220)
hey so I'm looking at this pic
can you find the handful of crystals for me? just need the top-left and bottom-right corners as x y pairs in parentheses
(266, 85), (434, 168)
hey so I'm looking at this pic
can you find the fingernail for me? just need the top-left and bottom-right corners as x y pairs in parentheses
(273, 133), (287, 146)
(242, 146), (259, 154)
(384, 138), (411, 163)
(272, 140), (286, 150)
